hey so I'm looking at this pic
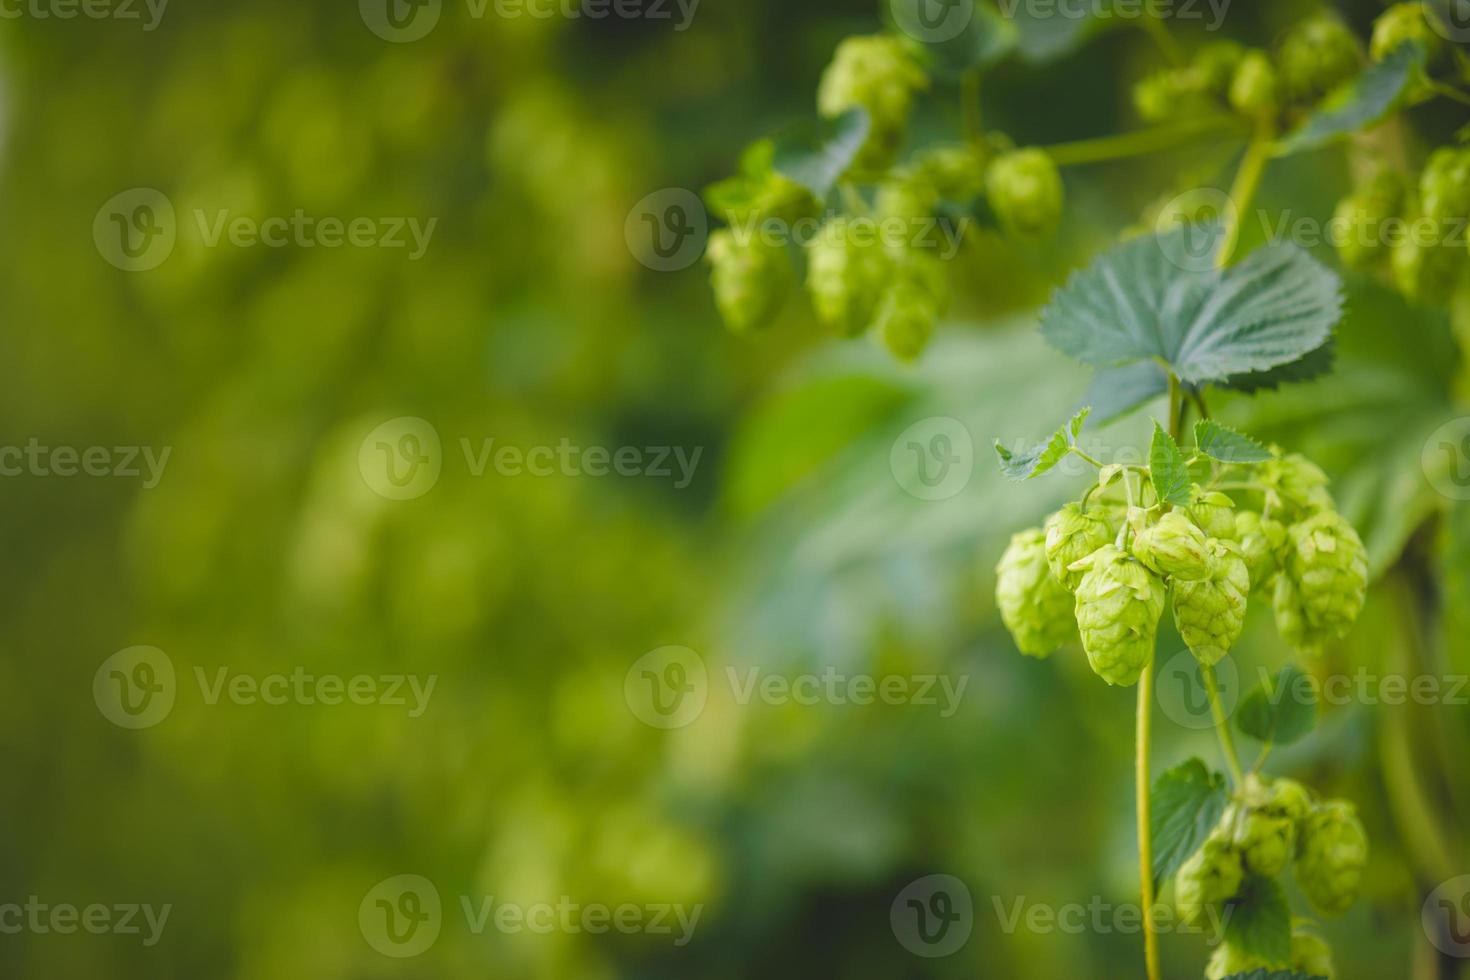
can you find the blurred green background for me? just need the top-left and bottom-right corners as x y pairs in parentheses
(0, 0), (1467, 977)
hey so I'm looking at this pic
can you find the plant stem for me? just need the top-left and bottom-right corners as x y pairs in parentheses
(1216, 132), (1273, 268)
(1137, 670), (1161, 980)
(1041, 117), (1239, 168)
(1203, 666), (1246, 786)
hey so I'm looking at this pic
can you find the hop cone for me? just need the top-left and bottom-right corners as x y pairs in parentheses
(874, 255), (946, 362)
(1296, 801), (1368, 917)
(1286, 510), (1369, 641)
(995, 529), (1075, 658)
(816, 35), (927, 171)
(1175, 828), (1243, 927)
(1045, 503), (1112, 592)
(806, 217), (889, 336)
(912, 144), (985, 201)
(1229, 50), (1278, 117)
(1230, 776), (1303, 877)
(1073, 546), (1166, 686)
(706, 230), (791, 334)
(1235, 510), (1287, 592)
(1333, 170), (1407, 271)
(1132, 511), (1213, 581)
(1190, 489), (1238, 542)
(986, 149), (1064, 239)
(1174, 540), (1249, 667)
(1291, 926), (1337, 979)
(1258, 453), (1334, 517)
(1278, 15), (1362, 103)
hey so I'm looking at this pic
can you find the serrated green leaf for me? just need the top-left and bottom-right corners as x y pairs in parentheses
(1224, 876), (1292, 965)
(994, 409), (1088, 480)
(1280, 44), (1424, 156)
(771, 109), (871, 200)
(1150, 421), (1192, 506)
(1220, 340), (1336, 393)
(1084, 361), (1170, 424)
(1040, 232), (1344, 386)
(1236, 664), (1316, 746)
(1195, 420), (1272, 464)
(1150, 758), (1229, 886)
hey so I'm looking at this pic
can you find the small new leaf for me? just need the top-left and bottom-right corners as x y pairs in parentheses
(994, 409), (1090, 481)
(1150, 758), (1229, 886)
(1195, 420), (1272, 464)
(1236, 664), (1316, 746)
(1150, 421), (1192, 506)
(772, 109), (871, 200)
(1224, 876), (1292, 965)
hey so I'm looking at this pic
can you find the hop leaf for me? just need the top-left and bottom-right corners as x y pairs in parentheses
(995, 528), (1076, 657)
(1296, 801), (1368, 917)
(1173, 539), (1250, 666)
(1073, 545), (1166, 686)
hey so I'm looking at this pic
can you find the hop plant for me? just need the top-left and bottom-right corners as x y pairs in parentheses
(996, 528), (1076, 657)
(1235, 510), (1287, 591)
(1277, 15), (1363, 104)
(1206, 925), (1337, 980)
(1175, 828), (1243, 927)
(1284, 510), (1369, 646)
(1229, 775), (1303, 877)
(1072, 545), (1167, 686)
(706, 230), (792, 334)
(911, 144), (985, 201)
(1333, 170), (1407, 271)
(873, 253), (947, 361)
(817, 34), (927, 171)
(1044, 503), (1112, 592)
(1290, 924), (1337, 979)
(1132, 511), (1214, 582)
(1296, 801), (1369, 917)
(1190, 488), (1238, 542)
(1257, 453), (1334, 517)
(1229, 50), (1279, 118)
(1173, 539), (1249, 666)
(986, 149), (1064, 239)
(806, 216), (889, 336)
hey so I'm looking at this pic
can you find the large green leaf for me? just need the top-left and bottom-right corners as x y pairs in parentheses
(1236, 664), (1317, 746)
(1224, 876), (1292, 965)
(1150, 758), (1229, 886)
(1040, 231), (1344, 386)
(1083, 361), (1168, 424)
(772, 109), (871, 200)
(1279, 44), (1425, 156)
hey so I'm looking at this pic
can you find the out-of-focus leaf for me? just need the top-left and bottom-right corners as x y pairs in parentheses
(1236, 664), (1317, 745)
(900, 1), (1017, 76)
(1280, 44), (1424, 155)
(1224, 876), (1292, 964)
(1195, 420), (1272, 464)
(1083, 361), (1169, 425)
(1150, 758), (1229, 886)
(993, 0), (1097, 62)
(772, 109), (871, 200)
(1220, 341), (1336, 393)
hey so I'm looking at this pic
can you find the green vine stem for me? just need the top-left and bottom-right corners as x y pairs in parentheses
(1137, 668), (1161, 980)
(1203, 666), (1245, 786)
(1041, 117), (1240, 168)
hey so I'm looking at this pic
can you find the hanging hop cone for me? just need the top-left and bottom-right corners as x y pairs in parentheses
(1190, 488), (1239, 542)
(1132, 511), (1214, 582)
(995, 529), (1076, 658)
(706, 230), (792, 335)
(1175, 827), (1243, 927)
(1296, 800), (1369, 917)
(1284, 510), (1369, 644)
(1235, 510), (1287, 592)
(1044, 503), (1112, 592)
(1173, 539), (1250, 667)
(817, 35), (928, 171)
(985, 149), (1064, 240)
(1072, 545), (1167, 686)
(806, 216), (889, 337)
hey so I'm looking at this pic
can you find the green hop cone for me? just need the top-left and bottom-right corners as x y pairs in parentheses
(1333, 170), (1407, 271)
(1277, 15), (1363, 104)
(876, 171), (939, 228)
(1229, 775), (1301, 877)
(1235, 510), (1287, 592)
(874, 254), (947, 362)
(1173, 539), (1249, 667)
(1392, 220), (1466, 305)
(1044, 503), (1112, 592)
(1190, 488), (1238, 542)
(706, 230), (792, 334)
(1371, 3), (1443, 64)
(1190, 41), (1246, 97)
(1133, 70), (1201, 123)
(1175, 828), (1243, 927)
(1286, 510), (1369, 642)
(1258, 453), (1334, 518)
(1291, 924), (1337, 979)
(1229, 50), (1279, 118)
(817, 34), (928, 171)
(1072, 545), (1167, 686)
(705, 140), (818, 228)
(1274, 570), (1322, 655)
(986, 149), (1064, 240)
(912, 144), (985, 202)
(806, 217), (890, 336)
(1206, 925), (1336, 980)
(995, 528), (1076, 658)
(1296, 801), (1369, 917)
(1132, 511), (1214, 581)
